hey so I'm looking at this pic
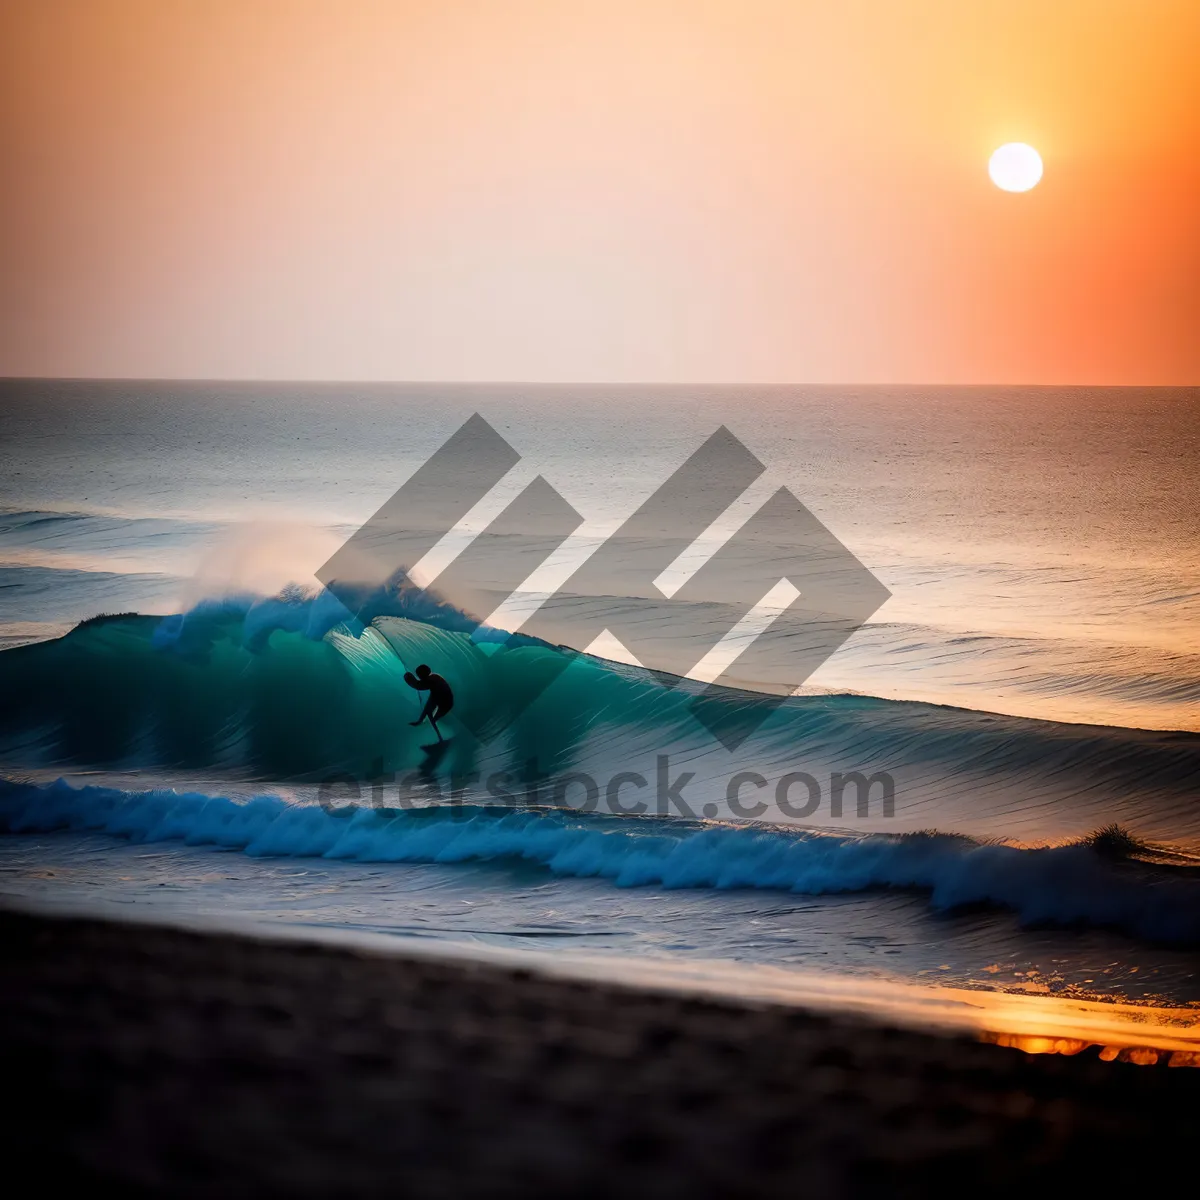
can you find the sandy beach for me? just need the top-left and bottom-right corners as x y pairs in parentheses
(4, 905), (1196, 1197)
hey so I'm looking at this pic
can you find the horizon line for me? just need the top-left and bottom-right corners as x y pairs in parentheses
(2, 376), (1196, 390)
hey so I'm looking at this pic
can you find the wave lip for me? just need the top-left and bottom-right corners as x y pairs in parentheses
(4, 777), (1200, 948)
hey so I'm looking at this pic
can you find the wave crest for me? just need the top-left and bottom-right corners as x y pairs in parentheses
(4, 777), (1199, 947)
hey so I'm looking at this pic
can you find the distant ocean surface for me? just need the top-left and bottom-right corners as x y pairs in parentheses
(3, 381), (1197, 729)
(2, 381), (1199, 1022)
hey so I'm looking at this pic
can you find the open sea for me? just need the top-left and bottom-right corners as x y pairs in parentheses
(2, 380), (1199, 1048)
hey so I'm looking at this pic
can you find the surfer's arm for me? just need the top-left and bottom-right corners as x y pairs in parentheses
(404, 672), (433, 724)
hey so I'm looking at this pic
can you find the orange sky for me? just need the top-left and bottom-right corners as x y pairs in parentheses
(1, 0), (1197, 384)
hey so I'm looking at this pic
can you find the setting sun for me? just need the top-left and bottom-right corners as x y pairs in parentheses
(989, 143), (1044, 192)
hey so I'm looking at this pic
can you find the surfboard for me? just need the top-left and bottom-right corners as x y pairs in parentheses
(416, 741), (451, 774)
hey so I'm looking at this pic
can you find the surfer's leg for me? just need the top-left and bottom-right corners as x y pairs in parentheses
(429, 704), (449, 741)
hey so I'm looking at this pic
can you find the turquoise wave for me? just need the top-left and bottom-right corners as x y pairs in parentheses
(1, 598), (1199, 847)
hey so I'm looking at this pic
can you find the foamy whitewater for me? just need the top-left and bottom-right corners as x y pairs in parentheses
(2, 382), (1198, 1022)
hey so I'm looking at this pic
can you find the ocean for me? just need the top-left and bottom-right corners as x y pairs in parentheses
(2, 380), (1199, 1036)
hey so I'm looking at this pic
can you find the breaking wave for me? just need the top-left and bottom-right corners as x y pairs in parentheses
(3, 776), (1199, 947)
(1, 593), (1199, 848)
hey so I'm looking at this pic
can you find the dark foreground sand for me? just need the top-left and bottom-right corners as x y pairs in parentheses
(2, 908), (1194, 1197)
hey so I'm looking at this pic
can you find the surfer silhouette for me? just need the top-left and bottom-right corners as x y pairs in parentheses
(404, 664), (454, 743)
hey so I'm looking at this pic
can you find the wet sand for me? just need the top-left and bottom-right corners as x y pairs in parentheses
(2, 907), (1194, 1197)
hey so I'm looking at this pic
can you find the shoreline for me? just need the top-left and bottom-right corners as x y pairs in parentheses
(10, 894), (1200, 1062)
(4, 905), (1197, 1195)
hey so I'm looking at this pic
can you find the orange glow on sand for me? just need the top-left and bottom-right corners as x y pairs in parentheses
(198, 914), (1200, 1068)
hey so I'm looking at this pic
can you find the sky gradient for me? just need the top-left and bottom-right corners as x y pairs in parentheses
(2, 0), (1198, 384)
